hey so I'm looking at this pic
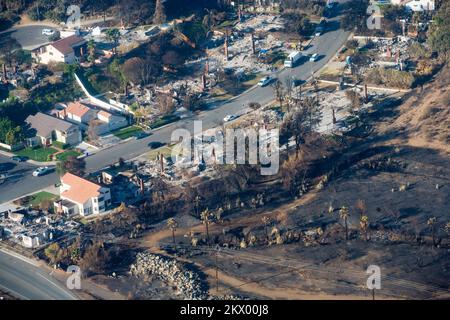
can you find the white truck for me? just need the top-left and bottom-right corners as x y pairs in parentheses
(284, 51), (302, 68)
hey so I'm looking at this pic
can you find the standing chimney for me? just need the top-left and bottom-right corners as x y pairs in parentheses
(2, 64), (7, 82)
(201, 74), (207, 91)
(160, 153), (164, 172)
(224, 36), (229, 61)
(205, 59), (209, 74)
(251, 33), (256, 54)
(332, 108), (336, 124)
(364, 84), (368, 103)
(139, 178), (144, 195)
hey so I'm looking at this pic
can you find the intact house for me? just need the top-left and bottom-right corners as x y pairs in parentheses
(59, 101), (97, 125)
(54, 173), (111, 217)
(390, 0), (435, 11)
(32, 35), (87, 65)
(25, 112), (82, 147)
(405, 0), (435, 11)
(57, 102), (128, 135)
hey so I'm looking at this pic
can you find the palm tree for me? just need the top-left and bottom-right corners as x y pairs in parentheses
(194, 195), (202, 217)
(87, 39), (96, 64)
(427, 217), (437, 247)
(261, 216), (271, 241)
(359, 215), (369, 241)
(167, 218), (178, 245)
(201, 208), (213, 245)
(339, 206), (350, 240)
(105, 28), (120, 55)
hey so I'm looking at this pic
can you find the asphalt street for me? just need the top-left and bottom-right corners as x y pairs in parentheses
(0, 250), (77, 300)
(0, 156), (58, 203)
(0, 25), (55, 50)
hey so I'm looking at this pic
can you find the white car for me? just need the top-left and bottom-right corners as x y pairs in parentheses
(310, 53), (319, 62)
(42, 29), (55, 36)
(223, 115), (237, 122)
(32, 166), (52, 177)
(258, 76), (273, 87)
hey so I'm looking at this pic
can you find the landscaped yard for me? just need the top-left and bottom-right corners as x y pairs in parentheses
(13, 191), (58, 208)
(112, 125), (144, 140)
(55, 150), (83, 161)
(16, 147), (57, 162)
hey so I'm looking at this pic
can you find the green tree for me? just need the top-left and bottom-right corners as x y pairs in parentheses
(105, 28), (121, 55)
(87, 39), (96, 64)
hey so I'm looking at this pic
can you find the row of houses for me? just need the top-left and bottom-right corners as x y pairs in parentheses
(25, 101), (128, 148)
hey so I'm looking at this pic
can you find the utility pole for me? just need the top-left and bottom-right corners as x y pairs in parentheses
(215, 245), (220, 295)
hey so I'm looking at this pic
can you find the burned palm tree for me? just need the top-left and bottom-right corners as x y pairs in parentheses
(167, 218), (178, 245)
(359, 215), (369, 241)
(339, 206), (350, 240)
(427, 217), (438, 247)
(261, 216), (271, 242)
(201, 208), (214, 245)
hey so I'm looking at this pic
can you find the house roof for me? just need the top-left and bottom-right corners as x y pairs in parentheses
(60, 173), (102, 204)
(51, 35), (86, 55)
(25, 112), (75, 138)
(97, 110), (112, 119)
(66, 102), (92, 118)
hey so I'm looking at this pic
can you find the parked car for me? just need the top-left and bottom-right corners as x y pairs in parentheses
(310, 53), (319, 62)
(257, 76), (273, 87)
(32, 166), (52, 177)
(148, 141), (165, 149)
(10, 156), (28, 162)
(223, 115), (238, 122)
(41, 28), (55, 36)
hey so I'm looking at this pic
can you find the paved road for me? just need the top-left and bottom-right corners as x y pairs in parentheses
(0, 250), (77, 300)
(0, 19), (350, 203)
(0, 25), (55, 50)
(0, 156), (58, 203)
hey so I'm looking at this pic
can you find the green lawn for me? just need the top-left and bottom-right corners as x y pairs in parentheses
(112, 125), (144, 140)
(14, 191), (58, 208)
(149, 115), (180, 129)
(56, 150), (83, 161)
(16, 147), (58, 162)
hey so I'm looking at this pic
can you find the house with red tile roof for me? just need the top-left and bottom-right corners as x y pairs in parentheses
(32, 35), (87, 65)
(54, 173), (111, 216)
(60, 102), (97, 124)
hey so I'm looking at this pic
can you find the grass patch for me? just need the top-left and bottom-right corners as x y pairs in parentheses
(149, 114), (181, 129)
(146, 145), (174, 161)
(56, 150), (82, 161)
(14, 191), (58, 208)
(112, 125), (144, 139)
(52, 141), (69, 150)
(16, 147), (57, 162)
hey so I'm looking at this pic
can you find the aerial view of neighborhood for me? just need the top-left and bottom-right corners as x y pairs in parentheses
(0, 0), (449, 303)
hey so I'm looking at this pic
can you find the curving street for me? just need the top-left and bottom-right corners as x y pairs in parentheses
(0, 249), (77, 300)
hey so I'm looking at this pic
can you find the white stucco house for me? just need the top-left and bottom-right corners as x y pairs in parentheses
(54, 173), (111, 217)
(404, 0), (435, 11)
(32, 35), (87, 65)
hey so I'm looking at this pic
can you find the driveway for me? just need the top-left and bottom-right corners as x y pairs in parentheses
(0, 25), (55, 50)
